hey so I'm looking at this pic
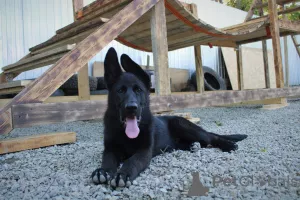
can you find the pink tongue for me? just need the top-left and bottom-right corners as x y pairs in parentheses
(125, 117), (140, 139)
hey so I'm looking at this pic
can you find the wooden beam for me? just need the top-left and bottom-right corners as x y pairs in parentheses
(281, 6), (289, 87)
(190, 4), (204, 93)
(253, 0), (298, 9)
(258, 0), (270, 88)
(0, 132), (76, 155)
(244, 0), (260, 22)
(236, 46), (244, 90)
(10, 87), (300, 128)
(0, 0), (160, 135)
(73, 0), (91, 101)
(268, 0), (284, 88)
(3, 52), (66, 74)
(2, 45), (75, 71)
(57, 0), (131, 35)
(151, 0), (171, 95)
(194, 46), (204, 93)
(77, 64), (90, 100)
(291, 35), (300, 57)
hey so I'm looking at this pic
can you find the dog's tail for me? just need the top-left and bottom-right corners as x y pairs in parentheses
(219, 134), (248, 142)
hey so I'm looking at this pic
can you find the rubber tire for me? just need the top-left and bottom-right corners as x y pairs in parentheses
(96, 77), (106, 90)
(191, 66), (226, 91)
(60, 74), (98, 91)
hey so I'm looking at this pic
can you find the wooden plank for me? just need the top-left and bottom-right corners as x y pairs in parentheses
(0, 87), (25, 95)
(11, 87), (300, 128)
(0, 80), (32, 90)
(258, 1), (270, 88)
(291, 35), (300, 57)
(3, 45), (75, 71)
(78, 64), (90, 100)
(72, 0), (84, 19)
(281, 6), (289, 87)
(3, 53), (66, 74)
(190, 4), (204, 93)
(244, 0), (260, 22)
(73, 0), (90, 101)
(262, 40), (271, 88)
(12, 100), (107, 128)
(278, 5), (300, 15)
(0, 132), (76, 154)
(236, 46), (244, 90)
(0, 0), (160, 135)
(56, 0), (131, 35)
(268, 0), (284, 88)
(29, 17), (108, 52)
(253, 0), (298, 9)
(151, 0), (171, 95)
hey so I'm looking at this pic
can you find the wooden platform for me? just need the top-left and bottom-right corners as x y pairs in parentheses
(27, 0), (300, 54)
(0, 80), (32, 95)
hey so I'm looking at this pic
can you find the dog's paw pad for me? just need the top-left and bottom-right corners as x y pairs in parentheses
(91, 168), (111, 184)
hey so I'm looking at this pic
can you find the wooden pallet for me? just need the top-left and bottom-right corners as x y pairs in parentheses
(291, 35), (300, 57)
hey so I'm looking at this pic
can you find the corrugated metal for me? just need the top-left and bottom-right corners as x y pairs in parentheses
(0, 0), (73, 80)
(0, 0), (299, 85)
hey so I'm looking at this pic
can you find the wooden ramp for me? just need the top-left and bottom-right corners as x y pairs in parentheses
(0, 0), (300, 135)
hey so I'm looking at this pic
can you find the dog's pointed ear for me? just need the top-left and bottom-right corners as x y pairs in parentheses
(121, 54), (151, 90)
(104, 47), (122, 89)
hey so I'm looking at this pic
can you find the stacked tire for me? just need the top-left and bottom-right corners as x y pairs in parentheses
(191, 66), (226, 91)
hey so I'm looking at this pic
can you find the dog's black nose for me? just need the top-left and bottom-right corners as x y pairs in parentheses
(125, 102), (138, 111)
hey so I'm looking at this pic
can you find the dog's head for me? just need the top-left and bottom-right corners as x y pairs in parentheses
(104, 47), (151, 139)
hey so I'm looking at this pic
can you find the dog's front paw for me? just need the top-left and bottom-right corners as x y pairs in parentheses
(110, 172), (132, 188)
(91, 168), (113, 185)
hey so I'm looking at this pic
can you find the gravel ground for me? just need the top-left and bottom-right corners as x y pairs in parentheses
(0, 100), (300, 200)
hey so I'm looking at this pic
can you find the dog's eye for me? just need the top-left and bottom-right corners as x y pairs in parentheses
(135, 87), (142, 93)
(117, 87), (126, 93)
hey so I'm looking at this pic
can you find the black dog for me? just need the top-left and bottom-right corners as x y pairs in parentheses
(91, 47), (247, 188)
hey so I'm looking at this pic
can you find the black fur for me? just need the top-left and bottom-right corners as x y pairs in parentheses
(91, 47), (247, 188)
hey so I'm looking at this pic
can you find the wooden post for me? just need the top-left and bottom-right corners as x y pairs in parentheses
(73, 0), (91, 100)
(190, 4), (204, 93)
(236, 45), (244, 90)
(78, 64), (90, 100)
(281, 5), (289, 87)
(151, 0), (171, 95)
(257, 0), (270, 88)
(268, 0), (284, 88)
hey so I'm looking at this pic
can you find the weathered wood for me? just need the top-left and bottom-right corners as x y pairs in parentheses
(190, 4), (204, 93)
(291, 35), (300, 57)
(244, 0), (260, 22)
(0, 132), (76, 154)
(0, 80), (32, 90)
(12, 100), (107, 128)
(30, 17), (108, 52)
(11, 87), (300, 128)
(258, 0), (270, 88)
(281, 6), (289, 87)
(0, 0), (160, 135)
(151, 0), (171, 95)
(253, 0), (298, 9)
(77, 64), (90, 100)
(3, 45), (75, 71)
(194, 46), (204, 93)
(3, 53), (66, 73)
(72, 0), (84, 19)
(57, 0), (131, 35)
(268, 0), (284, 88)
(262, 41), (270, 88)
(236, 46), (244, 90)
(278, 5), (300, 15)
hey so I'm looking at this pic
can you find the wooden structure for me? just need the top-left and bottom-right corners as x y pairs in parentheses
(0, 0), (299, 139)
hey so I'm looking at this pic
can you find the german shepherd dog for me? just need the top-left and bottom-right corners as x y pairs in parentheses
(91, 48), (247, 188)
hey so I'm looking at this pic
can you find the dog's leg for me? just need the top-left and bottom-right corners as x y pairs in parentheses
(109, 148), (152, 188)
(168, 117), (247, 152)
(91, 149), (121, 185)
